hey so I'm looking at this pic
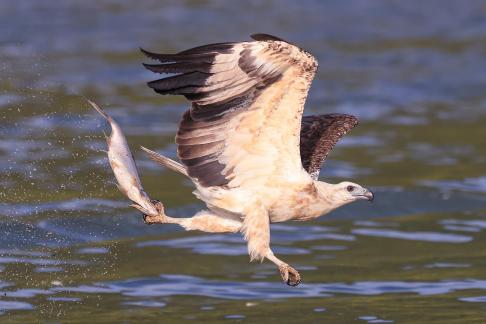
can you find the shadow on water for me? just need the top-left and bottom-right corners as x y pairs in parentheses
(1, 0), (486, 323)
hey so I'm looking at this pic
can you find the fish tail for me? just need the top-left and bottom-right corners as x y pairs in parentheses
(86, 98), (111, 121)
(140, 146), (188, 177)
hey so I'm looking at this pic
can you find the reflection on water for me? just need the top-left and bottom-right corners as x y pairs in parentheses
(352, 228), (472, 243)
(51, 275), (486, 299)
(424, 262), (470, 269)
(459, 296), (486, 303)
(1, 0), (486, 322)
(421, 177), (486, 194)
(359, 315), (394, 323)
(0, 301), (34, 313)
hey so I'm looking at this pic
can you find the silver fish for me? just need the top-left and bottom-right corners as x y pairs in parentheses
(88, 100), (158, 216)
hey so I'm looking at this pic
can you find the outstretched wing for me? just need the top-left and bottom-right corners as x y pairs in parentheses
(300, 114), (358, 180)
(143, 34), (318, 188)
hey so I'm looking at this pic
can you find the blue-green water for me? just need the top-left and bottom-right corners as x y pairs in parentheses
(1, 1), (486, 322)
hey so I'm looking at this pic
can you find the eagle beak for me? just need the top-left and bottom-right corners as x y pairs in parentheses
(351, 187), (374, 202)
(363, 189), (374, 202)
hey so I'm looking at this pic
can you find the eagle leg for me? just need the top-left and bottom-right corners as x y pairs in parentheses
(137, 200), (167, 224)
(266, 251), (301, 286)
(242, 203), (301, 286)
(138, 200), (242, 233)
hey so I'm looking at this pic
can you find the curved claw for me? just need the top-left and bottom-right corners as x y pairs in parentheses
(142, 213), (156, 225)
(140, 200), (167, 224)
(279, 264), (301, 287)
(151, 200), (165, 214)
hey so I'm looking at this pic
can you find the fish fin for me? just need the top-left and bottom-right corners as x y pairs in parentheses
(102, 130), (110, 142)
(130, 203), (150, 214)
(140, 146), (188, 177)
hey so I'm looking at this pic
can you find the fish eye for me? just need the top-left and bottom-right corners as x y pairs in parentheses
(346, 185), (355, 192)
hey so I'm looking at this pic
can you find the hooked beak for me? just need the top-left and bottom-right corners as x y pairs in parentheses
(363, 189), (374, 202)
(353, 188), (374, 202)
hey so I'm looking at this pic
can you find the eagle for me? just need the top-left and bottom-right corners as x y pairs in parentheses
(99, 34), (374, 287)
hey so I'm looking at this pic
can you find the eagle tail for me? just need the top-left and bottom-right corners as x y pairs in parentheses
(140, 146), (188, 177)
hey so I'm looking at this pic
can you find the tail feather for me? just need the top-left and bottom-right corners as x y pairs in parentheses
(140, 146), (188, 177)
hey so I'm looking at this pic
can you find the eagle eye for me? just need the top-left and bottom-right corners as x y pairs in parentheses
(346, 185), (355, 192)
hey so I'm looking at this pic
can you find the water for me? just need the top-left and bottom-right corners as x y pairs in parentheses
(1, 0), (486, 322)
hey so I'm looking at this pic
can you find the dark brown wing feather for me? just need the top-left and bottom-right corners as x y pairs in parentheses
(143, 34), (317, 187)
(300, 114), (358, 179)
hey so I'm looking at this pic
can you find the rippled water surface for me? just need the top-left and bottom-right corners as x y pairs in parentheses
(1, 1), (486, 323)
